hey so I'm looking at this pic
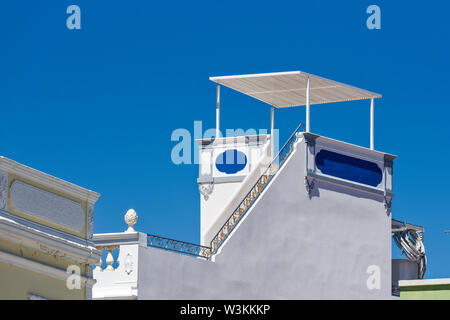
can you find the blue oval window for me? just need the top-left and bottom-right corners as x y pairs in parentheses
(215, 149), (247, 174)
(315, 150), (382, 187)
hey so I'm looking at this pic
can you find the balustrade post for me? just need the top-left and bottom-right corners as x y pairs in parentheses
(105, 246), (115, 271)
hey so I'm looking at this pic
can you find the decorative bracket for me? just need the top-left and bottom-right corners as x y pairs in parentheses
(199, 182), (214, 201)
(304, 176), (315, 198)
(384, 196), (392, 216)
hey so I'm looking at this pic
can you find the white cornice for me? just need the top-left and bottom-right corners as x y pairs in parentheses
(0, 211), (101, 265)
(196, 134), (270, 146)
(93, 232), (147, 247)
(399, 278), (450, 287)
(303, 133), (396, 162)
(0, 156), (100, 203)
(0, 250), (97, 287)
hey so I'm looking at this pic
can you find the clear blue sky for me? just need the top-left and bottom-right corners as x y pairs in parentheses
(1, 1), (449, 278)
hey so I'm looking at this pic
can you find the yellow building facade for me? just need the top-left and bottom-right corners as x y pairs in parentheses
(0, 156), (101, 299)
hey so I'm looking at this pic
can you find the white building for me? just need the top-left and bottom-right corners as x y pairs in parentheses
(92, 71), (426, 299)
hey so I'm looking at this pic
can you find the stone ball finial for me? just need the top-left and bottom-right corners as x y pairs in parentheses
(124, 209), (138, 232)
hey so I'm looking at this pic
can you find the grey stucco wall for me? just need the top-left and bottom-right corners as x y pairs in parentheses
(138, 141), (392, 299)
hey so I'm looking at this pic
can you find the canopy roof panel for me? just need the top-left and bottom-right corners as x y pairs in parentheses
(210, 71), (381, 108)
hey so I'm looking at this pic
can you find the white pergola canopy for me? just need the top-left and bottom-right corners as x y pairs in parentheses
(210, 71), (381, 108)
(210, 71), (381, 150)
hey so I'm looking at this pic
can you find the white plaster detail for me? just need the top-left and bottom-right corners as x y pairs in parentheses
(10, 180), (85, 231)
(124, 209), (138, 232)
(39, 244), (66, 259)
(199, 182), (214, 200)
(124, 252), (134, 275)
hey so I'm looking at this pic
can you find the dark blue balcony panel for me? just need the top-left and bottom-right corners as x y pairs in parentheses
(215, 149), (247, 174)
(315, 149), (382, 187)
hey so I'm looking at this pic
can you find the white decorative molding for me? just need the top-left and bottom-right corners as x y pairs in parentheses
(10, 180), (85, 231)
(38, 244), (67, 259)
(124, 252), (134, 275)
(198, 175), (246, 184)
(199, 182), (214, 200)
(0, 170), (7, 210)
(0, 249), (96, 287)
(0, 212), (101, 266)
(196, 134), (270, 147)
(124, 209), (138, 233)
(93, 232), (146, 247)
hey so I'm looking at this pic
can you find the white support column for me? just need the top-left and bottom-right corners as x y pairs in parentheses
(270, 107), (274, 158)
(216, 85), (220, 139)
(370, 98), (374, 150)
(306, 77), (311, 132)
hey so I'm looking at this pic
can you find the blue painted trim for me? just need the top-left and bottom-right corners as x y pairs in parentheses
(215, 149), (247, 174)
(315, 149), (382, 187)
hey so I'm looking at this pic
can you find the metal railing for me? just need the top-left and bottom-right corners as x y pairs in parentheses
(210, 123), (305, 255)
(147, 234), (211, 259)
(146, 123), (305, 260)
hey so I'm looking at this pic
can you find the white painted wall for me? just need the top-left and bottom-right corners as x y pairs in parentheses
(137, 138), (394, 299)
